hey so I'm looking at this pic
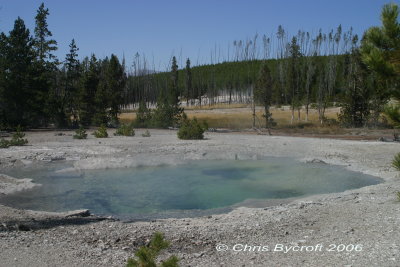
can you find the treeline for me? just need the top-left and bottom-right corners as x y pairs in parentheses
(0, 2), (396, 130)
(0, 3), (127, 129)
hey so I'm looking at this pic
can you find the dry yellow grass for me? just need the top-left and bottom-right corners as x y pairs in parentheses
(119, 106), (340, 130)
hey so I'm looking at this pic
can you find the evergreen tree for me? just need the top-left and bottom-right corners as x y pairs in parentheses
(338, 50), (371, 127)
(32, 2), (58, 126)
(287, 37), (302, 123)
(185, 58), (193, 106)
(361, 3), (399, 125)
(134, 99), (151, 127)
(255, 63), (274, 134)
(79, 54), (99, 126)
(0, 33), (9, 129)
(0, 18), (35, 127)
(151, 56), (184, 128)
(64, 39), (80, 127)
(106, 54), (126, 125)
(361, 3), (400, 80)
(93, 58), (110, 126)
(34, 3), (57, 63)
(170, 56), (179, 105)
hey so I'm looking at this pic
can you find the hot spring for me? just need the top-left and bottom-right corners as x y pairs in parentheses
(0, 158), (381, 219)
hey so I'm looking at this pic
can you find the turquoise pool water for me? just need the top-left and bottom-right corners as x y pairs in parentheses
(0, 158), (381, 218)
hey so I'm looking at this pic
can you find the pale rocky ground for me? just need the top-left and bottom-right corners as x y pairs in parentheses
(0, 129), (400, 267)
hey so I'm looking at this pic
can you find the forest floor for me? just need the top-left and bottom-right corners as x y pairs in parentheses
(0, 129), (399, 266)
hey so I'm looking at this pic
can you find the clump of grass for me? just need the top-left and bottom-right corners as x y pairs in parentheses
(73, 126), (87, 139)
(93, 124), (108, 138)
(397, 192), (400, 201)
(126, 232), (179, 267)
(392, 152), (400, 171)
(142, 130), (151, 137)
(114, 123), (135, 136)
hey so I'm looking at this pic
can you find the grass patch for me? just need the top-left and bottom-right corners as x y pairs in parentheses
(119, 106), (340, 130)
(392, 152), (400, 171)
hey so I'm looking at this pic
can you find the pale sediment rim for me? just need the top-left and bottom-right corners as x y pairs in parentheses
(0, 142), (393, 218)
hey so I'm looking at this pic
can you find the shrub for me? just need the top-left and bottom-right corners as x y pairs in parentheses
(177, 114), (208, 140)
(93, 124), (108, 138)
(151, 100), (183, 129)
(0, 138), (10, 148)
(73, 126), (87, 139)
(397, 191), (400, 201)
(114, 123), (135, 136)
(133, 100), (152, 128)
(142, 130), (151, 137)
(126, 232), (179, 267)
(393, 153), (400, 171)
(9, 126), (28, 146)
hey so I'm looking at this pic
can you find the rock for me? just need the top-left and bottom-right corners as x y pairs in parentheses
(21, 160), (33, 165)
(64, 209), (91, 217)
(51, 156), (66, 161)
(16, 224), (31, 231)
(306, 158), (327, 164)
(193, 252), (204, 258)
(378, 137), (393, 142)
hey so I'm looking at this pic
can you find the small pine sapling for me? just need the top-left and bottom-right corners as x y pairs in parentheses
(73, 126), (88, 139)
(126, 232), (179, 267)
(93, 124), (108, 138)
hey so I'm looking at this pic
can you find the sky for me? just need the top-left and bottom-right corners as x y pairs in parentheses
(0, 0), (397, 71)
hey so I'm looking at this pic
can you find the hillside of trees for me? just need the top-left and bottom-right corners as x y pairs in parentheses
(0, 3), (398, 130)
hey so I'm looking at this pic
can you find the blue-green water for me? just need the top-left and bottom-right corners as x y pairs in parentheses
(0, 158), (381, 218)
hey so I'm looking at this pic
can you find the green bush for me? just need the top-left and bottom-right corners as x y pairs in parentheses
(393, 153), (400, 171)
(9, 126), (28, 146)
(114, 123), (135, 136)
(73, 126), (87, 139)
(177, 114), (208, 140)
(0, 138), (10, 148)
(126, 232), (179, 267)
(142, 130), (151, 137)
(93, 124), (108, 138)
